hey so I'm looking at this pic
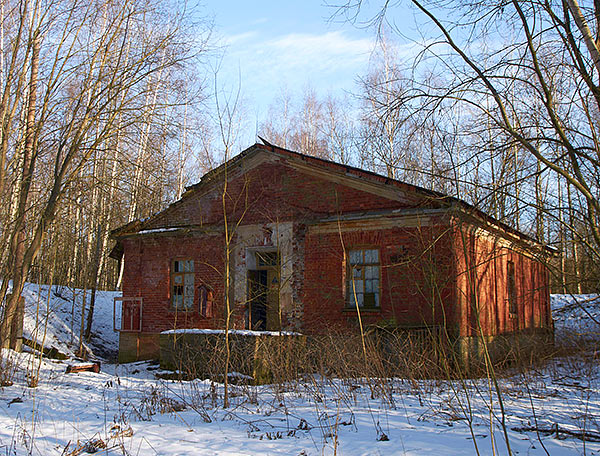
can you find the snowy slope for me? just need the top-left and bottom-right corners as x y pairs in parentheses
(552, 294), (600, 340)
(18, 282), (120, 360)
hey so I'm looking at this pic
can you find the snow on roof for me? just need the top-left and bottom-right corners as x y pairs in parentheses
(137, 227), (181, 235)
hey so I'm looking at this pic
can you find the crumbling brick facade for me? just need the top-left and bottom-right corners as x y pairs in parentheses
(111, 143), (553, 363)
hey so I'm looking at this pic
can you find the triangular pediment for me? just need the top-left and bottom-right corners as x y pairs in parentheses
(116, 144), (450, 236)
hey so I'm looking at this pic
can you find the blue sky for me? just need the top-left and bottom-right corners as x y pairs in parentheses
(203, 1), (419, 137)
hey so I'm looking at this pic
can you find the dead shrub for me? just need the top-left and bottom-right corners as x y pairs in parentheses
(133, 385), (186, 421)
(167, 326), (565, 395)
(262, 327), (455, 387)
(0, 351), (16, 387)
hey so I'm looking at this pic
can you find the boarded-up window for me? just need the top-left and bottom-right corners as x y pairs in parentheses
(507, 260), (517, 316)
(172, 259), (194, 310)
(347, 249), (380, 308)
(114, 297), (142, 332)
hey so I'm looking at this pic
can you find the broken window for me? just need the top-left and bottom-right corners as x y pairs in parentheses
(172, 259), (194, 310)
(256, 251), (279, 268)
(507, 260), (517, 316)
(347, 249), (380, 309)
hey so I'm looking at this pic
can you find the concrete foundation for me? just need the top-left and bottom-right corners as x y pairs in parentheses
(159, 331), (305, 383)
(118, 332), (160, 363)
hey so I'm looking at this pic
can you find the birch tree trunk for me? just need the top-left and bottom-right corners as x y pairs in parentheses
(1, 31), (39, 349)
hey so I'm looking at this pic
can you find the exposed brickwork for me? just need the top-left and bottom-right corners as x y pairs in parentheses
(143, 153), (431, 231)
(122, 233), (227, 334)
(301, 222), (458, 334)
(453, 227), (552, 338)
(116, 145), (553, 361)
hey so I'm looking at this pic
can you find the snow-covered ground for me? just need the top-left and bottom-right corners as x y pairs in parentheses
(552, 294), (600, 341)
(19, 282), (120, 360)
(0, 286), (598, 455)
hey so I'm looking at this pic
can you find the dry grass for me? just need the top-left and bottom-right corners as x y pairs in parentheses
(0, 351), (16, 387)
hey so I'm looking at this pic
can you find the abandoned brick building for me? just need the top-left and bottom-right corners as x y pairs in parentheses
(110, 143), (553, 363)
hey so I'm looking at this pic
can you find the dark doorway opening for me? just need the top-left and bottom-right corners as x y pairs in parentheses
(246, 251), (280, 331)
(247, 270), (268, 330)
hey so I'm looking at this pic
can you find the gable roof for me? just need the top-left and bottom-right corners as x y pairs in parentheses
(184, 143), (447, 201)
(111, 142), (554, 255)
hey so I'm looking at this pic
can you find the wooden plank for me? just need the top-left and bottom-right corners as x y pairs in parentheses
(65, 362), (101, 374)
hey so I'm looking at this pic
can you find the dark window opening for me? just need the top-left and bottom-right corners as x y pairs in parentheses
(507, 260), (517, 316)
(247, 270), (268, 330)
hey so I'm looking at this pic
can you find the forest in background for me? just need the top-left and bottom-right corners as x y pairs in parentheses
(1, 0), (599, 349)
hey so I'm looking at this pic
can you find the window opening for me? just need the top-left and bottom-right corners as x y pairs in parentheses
(172, 259), (194, 310)
(256, 251), (279, 268)
(507, 260), (517, 316)
(347, 249), (380, 308)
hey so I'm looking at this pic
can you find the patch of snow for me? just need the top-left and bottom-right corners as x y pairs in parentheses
(137, 227), (180, 235)
(552, 294), (600, 340)
(161, 328), (301, 336)
(227, 371), (253, 380)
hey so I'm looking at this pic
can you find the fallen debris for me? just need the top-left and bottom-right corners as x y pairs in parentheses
(22, 337), (69, 360)
(65, 362), (101, 374)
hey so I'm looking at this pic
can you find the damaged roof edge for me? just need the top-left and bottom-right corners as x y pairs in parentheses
(109, 219), (142, 239)
(112, 224), (224, 241)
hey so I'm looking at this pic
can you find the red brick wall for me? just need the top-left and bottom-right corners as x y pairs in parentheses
(121, 156), (440, 336)
(453, 227), (551, 338)
(121, 234), (226, 333)
(119, 153), (550, 340)
(301, 222), (458, 333)
(143, 157), (429, 230)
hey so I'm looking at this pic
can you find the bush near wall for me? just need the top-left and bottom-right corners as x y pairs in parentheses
(159, 330), (306, 384)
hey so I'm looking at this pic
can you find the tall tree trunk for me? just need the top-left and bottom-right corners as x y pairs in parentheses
(565, 0), (600, 75)
(513, 144), (520, 231)
(85, 220), (104, 341)
(0, 0), (28, 198)
(128, 54), (165, 222)
(176, 102), (188, 200)
(67, 192), (82, 286)
(1, 32), (39, 349)
(566, 180), (582, 293)
(557, 174), (567, 293)
(535, 161), (545, 243)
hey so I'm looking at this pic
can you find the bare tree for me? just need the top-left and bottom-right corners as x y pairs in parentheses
(260, 86), (356, 161)
(357, 34), (422, 180)
(0, 0), (206, 349)
(334, 0), (600, 289)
